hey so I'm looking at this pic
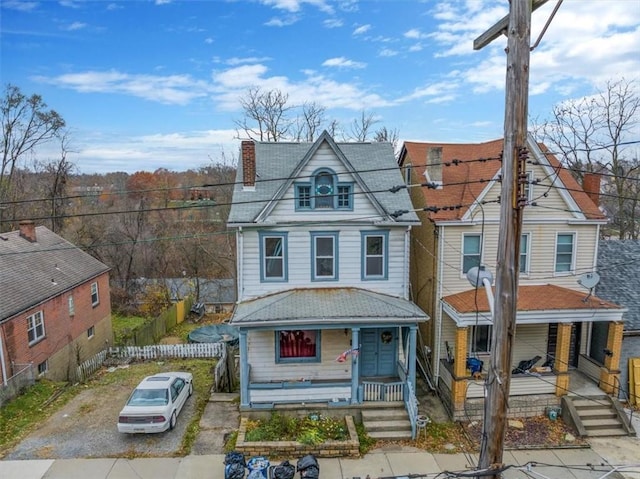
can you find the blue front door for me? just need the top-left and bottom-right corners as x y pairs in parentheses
(360, 328), (397, 377)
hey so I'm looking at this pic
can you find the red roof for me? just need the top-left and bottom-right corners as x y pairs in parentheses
(401, 139), (604, 222)
(443, 284), (622, 314)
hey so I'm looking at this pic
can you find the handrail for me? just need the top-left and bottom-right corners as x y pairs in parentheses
(405, 380), (419, 439)
(613, 375), (635, 431)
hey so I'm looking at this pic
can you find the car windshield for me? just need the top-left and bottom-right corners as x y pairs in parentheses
(127, 388), (169, 406)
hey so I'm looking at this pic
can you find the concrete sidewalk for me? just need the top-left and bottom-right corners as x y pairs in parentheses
(1, 447), (638, 479)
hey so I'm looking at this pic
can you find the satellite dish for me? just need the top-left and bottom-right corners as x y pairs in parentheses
(577, 272), (600, 290)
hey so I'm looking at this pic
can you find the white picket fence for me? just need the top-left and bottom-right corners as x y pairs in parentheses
(74, 343), (225, 383)
(109, 343), (225, 360)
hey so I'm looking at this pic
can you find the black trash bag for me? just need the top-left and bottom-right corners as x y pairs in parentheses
(224, 463), (245, 479)
(224, 451), (246, 479)
(271, 460), (295, 479)
(512, 355), (542, 374)
(296, 455), (319, 479)
(299, 466), (319, 479)
(224, 451), (246, 466)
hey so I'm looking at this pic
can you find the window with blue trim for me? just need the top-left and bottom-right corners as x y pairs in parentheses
(259, 232), (288, 281)
(276, 330), (320, 363)
(361, 231), (388, 280)
(295, 169), (353, 210)
(311, 232), (338, 280)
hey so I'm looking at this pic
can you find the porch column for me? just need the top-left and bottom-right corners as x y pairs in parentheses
(408, 325), (418, 388)
(554, 322), (572, 396)
(451, 326), (469, 409)
(599, 321), (624, 395)
(239, 330), (249, 407)
(351, 328), (360, 404)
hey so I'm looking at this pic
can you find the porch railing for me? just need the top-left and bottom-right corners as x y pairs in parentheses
(362, 381), (404, 402)
(405, 380), (419, 439)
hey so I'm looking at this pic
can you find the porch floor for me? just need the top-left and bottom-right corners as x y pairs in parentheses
(567, 369), (605, 397)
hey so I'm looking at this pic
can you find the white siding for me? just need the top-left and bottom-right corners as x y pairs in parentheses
(247, 329), (352, 382)
(239, 225), (408, 300)
(269, 143), (381, 221)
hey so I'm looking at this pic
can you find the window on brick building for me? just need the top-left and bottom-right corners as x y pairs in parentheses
(27, 311), (45, 345)
(87, 326), (95, 339)
(91, 282), (99, 306)
(37, 361), (48, 375)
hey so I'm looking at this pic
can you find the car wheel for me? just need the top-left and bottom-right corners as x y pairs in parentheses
(169, 411), (177, 430)
(188, 383), (193, 397)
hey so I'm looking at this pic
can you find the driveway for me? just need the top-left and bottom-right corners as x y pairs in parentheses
(3, 370), (198, 460)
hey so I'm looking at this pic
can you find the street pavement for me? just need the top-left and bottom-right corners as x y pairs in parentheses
(1, 443), (639, 479)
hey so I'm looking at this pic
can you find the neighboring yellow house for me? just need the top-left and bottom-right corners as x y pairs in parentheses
(399, 135), (626, 420)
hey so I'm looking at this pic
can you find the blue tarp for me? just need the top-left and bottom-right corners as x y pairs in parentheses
(188, 323), (239, 345)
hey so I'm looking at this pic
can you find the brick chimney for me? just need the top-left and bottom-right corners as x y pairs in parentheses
(582, 172), (601, 206)
(241, 140), (256, 189)
(427, 147), (443, 188)
(19, 220), (37, 242)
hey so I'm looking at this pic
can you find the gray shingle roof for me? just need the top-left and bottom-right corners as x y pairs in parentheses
(230, 287), (429, 328)
(0, 226), (110, 321)
(597, 240), (640, 331)
(228, 133), (418, 224)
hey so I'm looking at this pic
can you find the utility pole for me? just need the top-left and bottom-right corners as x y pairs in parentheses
(474, 0), (535, 477)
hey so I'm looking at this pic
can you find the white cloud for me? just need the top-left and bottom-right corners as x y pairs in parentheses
(322, 57), (366, 69)
(379, 48), (398, 57)
(2, 0), (38, 12)
(259, 0), (334, 14)
(226, 56), (272, 66)
(404, 28), (426, 40)
(34, 70), (210, 105)
(155, 0), (172, 5)
(65, 22), (87, 31)
(353, 24), (370, 35)
(265, 15), (299, 27)
(324, 18), (343, 28)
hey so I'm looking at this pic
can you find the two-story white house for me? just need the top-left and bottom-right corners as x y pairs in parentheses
(399, 135), (627, 424)
(227, 132), (429, 423)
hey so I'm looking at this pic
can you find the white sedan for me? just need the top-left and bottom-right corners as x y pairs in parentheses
(117, 372), (193, 434)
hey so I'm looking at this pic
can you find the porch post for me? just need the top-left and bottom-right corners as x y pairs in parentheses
(239, 330), (249, 407)
(554, 322), (572, 396)
(351, 327), (360, 404)
(408, 325), (418, 387)
(451, 327), (469, 410)
(599, 321), (624, 395)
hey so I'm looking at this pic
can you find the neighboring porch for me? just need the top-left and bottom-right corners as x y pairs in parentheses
(437, 285), (626, 420)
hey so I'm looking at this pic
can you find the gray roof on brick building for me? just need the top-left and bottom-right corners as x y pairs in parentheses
(597, 240), (640, 332)
(0, 226), (110, 321)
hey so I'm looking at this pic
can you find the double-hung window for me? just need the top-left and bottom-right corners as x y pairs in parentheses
(311, 232), (338, 281)
(336, 184), (353, 209)
(296, 184), (311, 209)
(361, 231), (388, 280)
(520, 233), (530, 275)
(276, 330), (320, 363)
(555, 233), (575, 273)
(462, 234), (482, 274)
(91, 282), (99, 306)
(260, 232), (288, 282)
(27, 311), (45, 345)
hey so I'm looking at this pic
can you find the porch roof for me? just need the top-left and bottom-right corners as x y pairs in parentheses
(442, 284), (626, 327)
(230, 287), (429, 328)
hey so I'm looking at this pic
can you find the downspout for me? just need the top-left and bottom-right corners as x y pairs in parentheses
(0, 327), (7, 386)
(434, 225), (444, 383)
(237, 227), (243, 301)
(404, 227), (411, 300)
(239, 330), (249, 407)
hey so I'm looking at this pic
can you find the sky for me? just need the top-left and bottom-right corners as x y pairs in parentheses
(2, 0), (639, 174)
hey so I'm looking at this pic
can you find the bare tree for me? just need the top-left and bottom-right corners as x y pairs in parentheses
(235, 87), (292, 141)
(374, 126), (400, 153)
(1, 84), (65, 230)
(535, 78), (640, 239)
(292, 102), (326, 141)
(41, 133), (75, 232)
(349, 110), (379, 142)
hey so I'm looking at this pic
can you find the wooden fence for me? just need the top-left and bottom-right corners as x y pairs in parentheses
(73, 343), (225, 383)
